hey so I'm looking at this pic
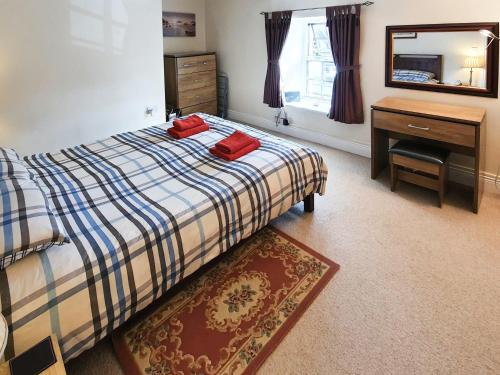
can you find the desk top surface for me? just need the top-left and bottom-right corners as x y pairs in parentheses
(372, 97), (486, 125)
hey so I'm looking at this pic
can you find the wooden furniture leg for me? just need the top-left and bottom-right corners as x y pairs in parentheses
(390, 155), (398, 192)
(371, 125), (389, 179)
(438, 166), (446, 208)
(304, 194), (314, 213)
(473, 125), (486, 214)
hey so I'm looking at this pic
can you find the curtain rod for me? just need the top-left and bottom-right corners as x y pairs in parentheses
(259, 1), (374, 15)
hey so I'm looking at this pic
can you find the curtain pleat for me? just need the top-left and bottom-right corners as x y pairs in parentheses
(263, 11), (292, 108)
(326, 5), (364, 124)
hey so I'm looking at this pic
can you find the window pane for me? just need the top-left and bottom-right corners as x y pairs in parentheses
(323, 63), (336, 82)
(308, 61), (322, 80)
(309, 23), (332, 60)
(307, 80), (322, 96)
(322, 82), (333, 97)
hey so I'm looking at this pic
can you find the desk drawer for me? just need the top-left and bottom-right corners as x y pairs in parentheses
(178, 71), (216, 92)
(373, 110), (475, 148)
(179, 86), (216, 108)
(177, 55), (216, 75)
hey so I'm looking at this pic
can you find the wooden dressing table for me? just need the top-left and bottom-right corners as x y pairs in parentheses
(371, 97), (486, 213)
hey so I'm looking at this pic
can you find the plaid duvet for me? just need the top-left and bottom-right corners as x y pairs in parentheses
(392, 69), (436, 83)
(0, 115), (328, 361)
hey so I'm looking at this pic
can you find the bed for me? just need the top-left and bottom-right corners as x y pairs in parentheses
(0, 114), (328, 361)
(392, 54), (443, 83)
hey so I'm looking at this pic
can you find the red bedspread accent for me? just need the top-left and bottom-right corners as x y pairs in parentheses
(167, 123), (209, 139)
(214, 130), (257, 154)
(173, 115), (206, 131)
(210, 139), (261, 161)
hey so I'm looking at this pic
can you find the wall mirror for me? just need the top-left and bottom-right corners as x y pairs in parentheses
(386, 23), (499, 98)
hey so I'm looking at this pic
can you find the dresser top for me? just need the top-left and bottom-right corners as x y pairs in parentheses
(372, 97), (486, 125)
(164, 51), (215, 58)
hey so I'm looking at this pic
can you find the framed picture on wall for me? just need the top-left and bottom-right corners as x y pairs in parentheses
(163, 12), (196, 37)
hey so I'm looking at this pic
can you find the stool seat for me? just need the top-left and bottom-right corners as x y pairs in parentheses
(389, 140), (449, 208)
(389, 140), (449, 165)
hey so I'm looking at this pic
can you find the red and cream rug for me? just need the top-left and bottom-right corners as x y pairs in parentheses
(112, 227), (339, 375)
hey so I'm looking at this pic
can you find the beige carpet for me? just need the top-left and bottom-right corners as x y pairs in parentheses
(67, 137), (500, 375)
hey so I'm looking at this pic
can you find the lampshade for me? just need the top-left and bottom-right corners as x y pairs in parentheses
(0, 314), (7, 360)
(463, 55), (484, 69)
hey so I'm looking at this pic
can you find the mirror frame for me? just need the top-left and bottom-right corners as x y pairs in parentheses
(385, 23), (499, 98)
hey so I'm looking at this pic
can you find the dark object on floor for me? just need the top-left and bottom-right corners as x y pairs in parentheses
(217, 73), (229, 118)
(389, 140), (449, 207)
(8, 335), (64, 375)
(112, 226), (339, 375)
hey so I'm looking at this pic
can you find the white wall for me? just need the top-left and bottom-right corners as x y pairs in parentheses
(206, 0), (500, 176)
(163, 0), (207, 53)
(0, 0), (166, 156)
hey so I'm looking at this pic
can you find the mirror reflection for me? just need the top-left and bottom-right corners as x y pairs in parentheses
(392, 31), (488, 89)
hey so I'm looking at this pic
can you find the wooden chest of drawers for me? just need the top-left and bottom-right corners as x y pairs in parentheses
(164, 52), (218, 117)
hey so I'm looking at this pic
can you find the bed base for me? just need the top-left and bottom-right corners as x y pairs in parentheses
(303, 194), (315, 212)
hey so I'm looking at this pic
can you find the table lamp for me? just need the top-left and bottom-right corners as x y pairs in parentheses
(0, 313), (7, 361)
(463, 51), (484, 87)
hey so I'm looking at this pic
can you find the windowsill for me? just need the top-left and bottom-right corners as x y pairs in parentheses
(285, 98), (330, 114)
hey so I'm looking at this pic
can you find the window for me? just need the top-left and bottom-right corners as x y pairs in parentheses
(280, 15), (335, 112)
(306, 23), (335, 101)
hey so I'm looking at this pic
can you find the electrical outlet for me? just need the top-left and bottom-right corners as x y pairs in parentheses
(145, 106), (157, 117)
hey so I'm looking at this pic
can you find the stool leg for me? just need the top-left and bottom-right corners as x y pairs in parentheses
(438, 166), (445, 208)
(390, 158), (398, 192)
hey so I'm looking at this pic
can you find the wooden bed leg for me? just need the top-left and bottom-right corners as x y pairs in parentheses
(303, 194), (315, 213)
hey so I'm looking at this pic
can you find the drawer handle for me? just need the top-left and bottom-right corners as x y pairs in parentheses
(183, 61), (209, 67)
(408, 124), (430, 131)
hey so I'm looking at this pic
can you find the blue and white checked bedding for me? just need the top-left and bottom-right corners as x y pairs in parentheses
(0, 114), (328, 361)
(393, 69), (436, 83)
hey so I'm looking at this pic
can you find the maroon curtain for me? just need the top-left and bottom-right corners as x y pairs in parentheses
(326, 5), (364, 124)
(263, 11), (292, 108)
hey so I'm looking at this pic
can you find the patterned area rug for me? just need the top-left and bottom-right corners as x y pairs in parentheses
(112, 227), (339, 375)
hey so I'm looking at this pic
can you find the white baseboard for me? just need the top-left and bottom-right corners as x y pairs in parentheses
(448, 163), (498, 190)
(228, 109), (499, 193)
(227, 109), (371, 158)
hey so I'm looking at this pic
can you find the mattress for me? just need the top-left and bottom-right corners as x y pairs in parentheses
(0, 114), (328, 361)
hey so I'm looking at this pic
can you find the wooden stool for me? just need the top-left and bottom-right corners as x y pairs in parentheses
(389, 141), (450, 207)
